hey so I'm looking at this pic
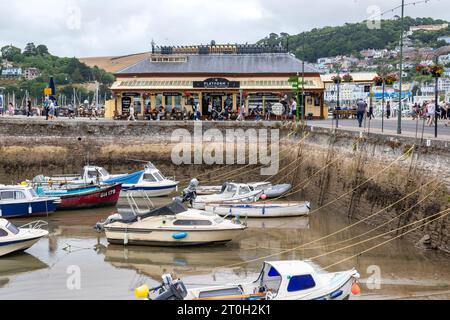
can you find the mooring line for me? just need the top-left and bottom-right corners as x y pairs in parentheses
(322, 208), (450, 270)
(212, 176), (436, 272)
(176, 129), (299, 185)
(300, 183), (440, 251)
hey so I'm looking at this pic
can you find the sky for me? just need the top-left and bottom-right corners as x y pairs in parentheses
(0, 0), (448, 58)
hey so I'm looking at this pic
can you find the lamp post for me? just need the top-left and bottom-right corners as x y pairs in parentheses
(336, 73), (341, 129)
(296, 72), (300, 123)
(435, 73), (438, 138)
(301, 32), (306, 123)
(397, 0), (405, 134)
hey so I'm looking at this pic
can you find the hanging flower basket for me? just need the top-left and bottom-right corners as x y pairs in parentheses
(183, 91), (191, 98)
(142, 92), (150, 99)
(429, 64), (444, 78)
(332, 75), (342, 84)
(385, 73), (398, 86)
(277, 92), (285, 98)
(416, 64), (430, 76)
(342, 73), (353, 83)
(242, 92), (249, 98)
(373, 75), (383, 86)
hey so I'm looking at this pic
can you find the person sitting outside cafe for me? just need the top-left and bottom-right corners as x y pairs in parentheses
(157, 105), (165, 121)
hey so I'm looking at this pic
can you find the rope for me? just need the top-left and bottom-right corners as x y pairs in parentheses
(177, 130), (298, 185)
(191, 132), (310, 186)
(213, 176), (436, 271)
(300, 183), (440, 250)
(322, 207), (450, 270)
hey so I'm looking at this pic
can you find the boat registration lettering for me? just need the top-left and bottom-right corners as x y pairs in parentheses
(100, 189), (116, 198)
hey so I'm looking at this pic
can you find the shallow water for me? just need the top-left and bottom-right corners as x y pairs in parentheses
(0, 197), (449, 300)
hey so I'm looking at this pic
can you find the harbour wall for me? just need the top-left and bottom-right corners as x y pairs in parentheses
(0, 118), (449, 252)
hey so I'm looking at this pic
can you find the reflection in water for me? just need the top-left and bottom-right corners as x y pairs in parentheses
(0, 253), (49, 289)
(0, 196), (449, 299)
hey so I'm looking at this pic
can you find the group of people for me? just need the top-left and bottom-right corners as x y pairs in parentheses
(410, 102), (450, 127)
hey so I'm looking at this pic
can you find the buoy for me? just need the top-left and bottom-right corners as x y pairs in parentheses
(135, 284), (150, 299)
(21, 181), (28, 186)
(351, 282), (361, 295)
(260, 194), (268, 200)
(172, 232), (188, 240)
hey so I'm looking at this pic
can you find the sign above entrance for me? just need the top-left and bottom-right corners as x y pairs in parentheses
(122, 92), (140, 97)
(163, 92), (182, 97)
(193, 78), (240, 89)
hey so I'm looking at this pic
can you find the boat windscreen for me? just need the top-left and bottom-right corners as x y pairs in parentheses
(140, 201), (187, 219)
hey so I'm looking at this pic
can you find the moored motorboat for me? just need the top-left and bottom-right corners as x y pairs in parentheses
(135, 260), (360, 300)
(96, 200), (247, 247)
(35, 183), (122, 210)
(193, 183), (262, 210)
(205, 201), (311, 218)
(0, 185), (58, 218)
(0, 219), (49, 257)
(196, 182), (292, 198)
(32, 162), (178, 198)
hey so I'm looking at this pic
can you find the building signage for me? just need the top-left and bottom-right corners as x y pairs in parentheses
(255, 92), (277, 97)
(193, 78), (240, 89)
(122, 92), (140, 97)
(122, 96), (132, 114)
(163, 92), (182, 97)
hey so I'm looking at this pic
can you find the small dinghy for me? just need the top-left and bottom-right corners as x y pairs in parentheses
(249, 182), (292, 198)
(135, 260), (360, 300)
(0, 219), (48, 257)
(205, 201), (311, 218)
(95, 193), (246, 247)
(0, 185), (58, 218)
(35, 183), (122, 210)
(193, 183), (262, 210)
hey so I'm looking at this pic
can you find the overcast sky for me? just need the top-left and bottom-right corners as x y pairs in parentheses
(0, 0), (448, 58)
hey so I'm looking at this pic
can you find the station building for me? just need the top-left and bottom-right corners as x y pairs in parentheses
(108, 44), (327, 119)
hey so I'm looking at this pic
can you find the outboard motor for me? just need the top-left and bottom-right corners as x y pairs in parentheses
(153, 274), (188, 300)
(174, 178), (198, 207)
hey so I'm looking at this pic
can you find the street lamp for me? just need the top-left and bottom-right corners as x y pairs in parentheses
(332, 73), (342, 128)
(397, 0), (405, 134)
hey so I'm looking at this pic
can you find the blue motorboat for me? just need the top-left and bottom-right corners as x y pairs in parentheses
(0, 185), (58, 218)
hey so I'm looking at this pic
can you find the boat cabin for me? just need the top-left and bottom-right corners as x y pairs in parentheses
(0, 185), (41, 202)
(0, 218), (20, 238)
(256, 261), (321, 299)
(220, 183), (253, 197)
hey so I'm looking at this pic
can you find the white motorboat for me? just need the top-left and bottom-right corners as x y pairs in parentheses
(0, 219), (49, 257)
(197, 182), (292, 199)
(96, 200), (247, 247)
(205, 201), (311, 218)
(193, 183), (262, 210)
(32, 162), (178, 198)
(135, 260), (360, 300)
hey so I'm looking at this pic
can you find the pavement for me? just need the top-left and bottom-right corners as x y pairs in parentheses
(309, 118), (450, 141)
(1, 115), (450, 141)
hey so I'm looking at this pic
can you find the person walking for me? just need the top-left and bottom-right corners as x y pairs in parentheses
(368, 104), (374, 120)
(128, 103), (136, 121)
(236, 103), (245, 121)
(7, 102), (14, 116)
(356, 99), (367, 128)
(386, 101), (391, 119)
(44, 97), (50, 120)
(26, 99), (32, 117)
(48, 101), (55, 120)
(290, 98), (297, 121)
(426, 103), (435, 127)
(265, 102), (272, 121)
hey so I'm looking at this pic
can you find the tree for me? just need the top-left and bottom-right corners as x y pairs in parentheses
(24, 43), (37, 56)
(1, 45), (21, 61)
(36, 44), (49, 55)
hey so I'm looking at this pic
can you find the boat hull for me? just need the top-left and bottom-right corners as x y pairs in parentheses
(105, 228), (244, 247)
(120, 184), (178, 198)
(205, 202), (310, 218)
(0, 237), (42, 257)
(57, 184), (122, 210)
(0, 200), (57, 218)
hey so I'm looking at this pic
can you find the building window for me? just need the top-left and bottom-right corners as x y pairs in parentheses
(173, 220), (213, 226)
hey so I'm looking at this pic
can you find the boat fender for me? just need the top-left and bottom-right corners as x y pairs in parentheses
(330, 290), (343, 299)
(351, 283), (361, 295)
(124, 231), (129, 245)
(172, 232), (188, 240)
(28, 205), (32, 215)
(0, 208), (2, 216)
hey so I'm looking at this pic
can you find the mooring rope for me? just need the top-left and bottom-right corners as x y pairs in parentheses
(300, 183), (441, 251)
(212, 175), (436, 272)
(322, 207), (450, 270)
(176, 130), (299, 185)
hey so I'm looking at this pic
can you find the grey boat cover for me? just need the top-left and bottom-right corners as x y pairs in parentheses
(116, 201), (188, 223)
